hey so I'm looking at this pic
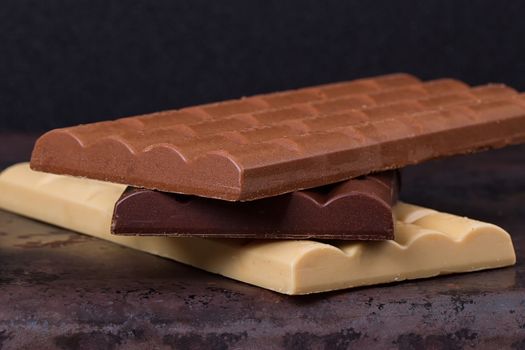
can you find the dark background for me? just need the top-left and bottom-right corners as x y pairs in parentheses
(2, 0), (525, 131)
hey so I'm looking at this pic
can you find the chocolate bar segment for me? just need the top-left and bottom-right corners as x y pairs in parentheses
(111, 171), (399, 240)
(0, 164), (516, 295)
(30, 74), (525, 200)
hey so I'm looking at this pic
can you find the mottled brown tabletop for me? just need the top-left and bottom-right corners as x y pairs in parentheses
(0, 133), (524, 349)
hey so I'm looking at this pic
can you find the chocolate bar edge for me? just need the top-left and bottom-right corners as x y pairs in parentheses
(110, 172), (399, 240)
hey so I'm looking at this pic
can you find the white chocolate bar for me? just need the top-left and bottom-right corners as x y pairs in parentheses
(0, 163), (516, 295)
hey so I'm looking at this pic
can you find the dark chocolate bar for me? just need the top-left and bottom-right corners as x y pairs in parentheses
(111, 171), (399, 240)
(30, 73), (525, 200)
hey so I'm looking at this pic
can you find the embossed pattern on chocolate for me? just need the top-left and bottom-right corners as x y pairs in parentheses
(30, 73), (525, 200)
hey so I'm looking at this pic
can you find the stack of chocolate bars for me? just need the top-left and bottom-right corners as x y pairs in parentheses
(0, 73), (522, 294)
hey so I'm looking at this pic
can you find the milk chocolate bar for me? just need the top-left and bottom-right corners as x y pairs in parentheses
(0, 163), (516, 295)
(111, 171), (399, 239)
(30, 73), (525, 200)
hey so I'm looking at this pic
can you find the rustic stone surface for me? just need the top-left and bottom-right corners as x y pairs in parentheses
(0, 134), (524, 349)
